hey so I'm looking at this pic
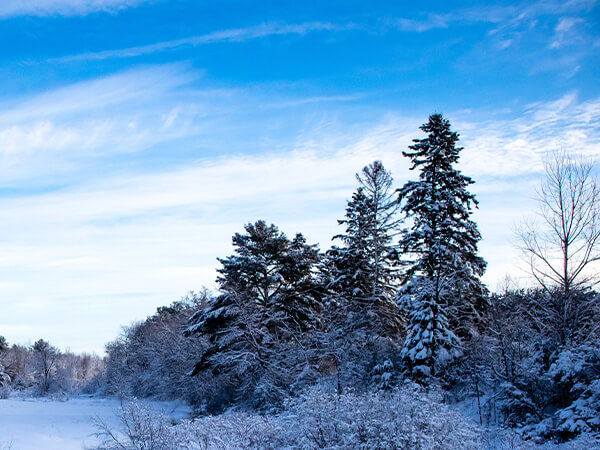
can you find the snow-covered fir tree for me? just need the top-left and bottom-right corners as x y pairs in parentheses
(398, 114), (487, 379)
(400, 279), (462, 380)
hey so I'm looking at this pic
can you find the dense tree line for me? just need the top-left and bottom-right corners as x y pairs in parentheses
(104, 114), (599, 443)
(103, 113), (488, 415)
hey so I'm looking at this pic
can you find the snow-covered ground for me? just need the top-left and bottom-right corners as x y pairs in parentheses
(0, 396), (190, 450)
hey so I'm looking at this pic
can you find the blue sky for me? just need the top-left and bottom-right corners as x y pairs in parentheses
(0, 0), (599, 353)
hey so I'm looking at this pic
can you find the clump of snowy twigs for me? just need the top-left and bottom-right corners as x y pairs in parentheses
(93, 401), (181, 450)
(93, 383), (484, 449)
(280, 383), (483, 449)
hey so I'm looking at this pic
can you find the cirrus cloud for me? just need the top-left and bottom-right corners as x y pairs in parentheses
(0, 0), (150, 17)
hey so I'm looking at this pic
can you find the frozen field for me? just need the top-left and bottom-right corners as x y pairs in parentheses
(0, 396), (189, 450)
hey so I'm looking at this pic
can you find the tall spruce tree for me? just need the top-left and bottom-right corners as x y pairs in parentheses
(398, 114), (487, 379)
(323, 161), (403, 337)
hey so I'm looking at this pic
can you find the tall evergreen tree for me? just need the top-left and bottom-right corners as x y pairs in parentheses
(323, 160), (403, 337)
(398, 114), (487, 379)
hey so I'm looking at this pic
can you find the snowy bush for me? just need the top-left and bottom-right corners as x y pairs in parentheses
(93, 400), (282, 449)
(549, 342), (600, 441)
(279, 383), (482, 449)
(0, 384), (10, 399)
(179, 384), (484, 449)
(94, 384), (484, 449)
(93, 401), (181, 449)
(178, 413), (284, 449)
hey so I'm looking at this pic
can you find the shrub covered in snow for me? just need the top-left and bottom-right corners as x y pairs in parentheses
(279, 383), (483, 449)
(548, 341), (600, 441)
(94, 400), (181, 449)
(95, 383), (484, 449)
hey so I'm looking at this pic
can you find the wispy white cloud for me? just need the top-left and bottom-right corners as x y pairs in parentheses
(549, 16), (585, 48)
(0, 64), (368, 187)
(0, 0), (149, 17)
(0, 65), (195, 122)
(57, 22), (351, 62)
(262, 94), (363, 109)
(456, 92), (600, 178)
(390, 0), (596, 58)
(390, 3), (522, 33)
(0, 65), (221, 183)
(394, 14), (451, 32)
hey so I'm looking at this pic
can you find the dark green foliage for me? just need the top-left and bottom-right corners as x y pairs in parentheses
(398, 114), (487, 336)
(215, 221), (321, 330)
(185, 221), (323, 410)
(398, 114), (487, 381)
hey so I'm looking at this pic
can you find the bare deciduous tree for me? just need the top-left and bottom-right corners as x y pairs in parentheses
(518, 150), (600, 345)
(519, 150), (600, 293)
(32, 339), (57, 393)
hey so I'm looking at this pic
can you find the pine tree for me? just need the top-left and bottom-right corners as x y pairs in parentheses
(323, 161), (403, 336)
(354, 160), (402, 303)
(398, 114), (487, 379)
(214, 221), (321, 329)
(185, 220), (322, 408)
